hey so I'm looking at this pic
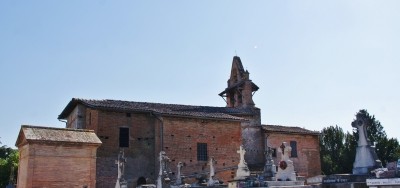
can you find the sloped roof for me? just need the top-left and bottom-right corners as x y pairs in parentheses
(58, 98), (255, 121)
(16, 125), (102, 147)
(219, 80), (259, 96)
(262, 124), (320, 135)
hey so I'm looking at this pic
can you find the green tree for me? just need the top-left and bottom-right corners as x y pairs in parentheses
(320, 125), (346, 174)
(0, 143), (18, 187)
(342, 132), (357, 173)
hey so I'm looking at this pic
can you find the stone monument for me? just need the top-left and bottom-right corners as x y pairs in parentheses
(262, 146), (276, 180)
(157, 151), (172, 188)
(234, 145), (250, 180)
(175, 162), (184, 186)
(115, 150), (128, 188)
(275, 142), (296, 181)
(207, 157), (219, 186)
(352, 112), (382, 175)
(263, 142), (305, 187)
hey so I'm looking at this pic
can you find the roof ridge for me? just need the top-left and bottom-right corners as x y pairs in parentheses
(262, 124), (320, 135)
(264, 124), (305, 128)
(21, 125), (95, 133)
(77, 98), (234, 109)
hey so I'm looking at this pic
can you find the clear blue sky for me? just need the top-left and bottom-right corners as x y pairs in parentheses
(1, 1), (399, 147)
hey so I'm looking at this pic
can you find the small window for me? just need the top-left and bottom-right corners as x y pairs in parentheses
(197, 143), (208, 161)
(290, 141), (297, 157)
(119, 128), (129, 147)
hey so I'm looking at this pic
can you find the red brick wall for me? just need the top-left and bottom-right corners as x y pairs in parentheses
(17, 143), (98, 188)
(266, 133), (321, 178)
(162, 117), (242, 183)
(90, 110), (156, 188)
(88, 110), (243, 186)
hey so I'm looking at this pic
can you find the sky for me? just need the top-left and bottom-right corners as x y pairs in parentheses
(0, 1), (399, 148)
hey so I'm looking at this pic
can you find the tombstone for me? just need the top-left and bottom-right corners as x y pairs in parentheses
(175, 162), (184, 186)
(262, 146), (276, 180)
(207, 157), (219, 186)
(115, 150), (128, 188)
(234, 145), (251, 180)
(263, 142), (305, 188)
(275, 142), (296, 181)
(352, 112), (382, 175)
(157, 151), (172, 188)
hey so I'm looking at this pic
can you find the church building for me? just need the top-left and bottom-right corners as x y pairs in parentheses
(17, 56), (321, 188)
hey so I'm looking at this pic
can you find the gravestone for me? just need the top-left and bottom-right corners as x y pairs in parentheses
(228, 146), (251, 188)
(157, 151), (172, 188)
(263, 142), (305, 187)
(352, 112), (382, 175)
(175, 162), (183, 186)
(263, 146), (276, 180)
(207, 157), (219, 186)
(234, 145), (250, 180)
(115, 150), (128, 188)
(275, 142), (296, 181)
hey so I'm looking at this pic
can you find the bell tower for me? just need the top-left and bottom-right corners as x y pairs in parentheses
(219, 56), (259, 108)
(219, 56), (264, 166)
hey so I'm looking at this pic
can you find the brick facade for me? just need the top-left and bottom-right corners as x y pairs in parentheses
(62, 105), (244, 187)
(92, 110), (156, 188)
(161, 116), (242, 182)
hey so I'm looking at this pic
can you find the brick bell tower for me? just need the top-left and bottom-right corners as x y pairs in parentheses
(219, 56), (259, 108)
(219, 56), (264, 166)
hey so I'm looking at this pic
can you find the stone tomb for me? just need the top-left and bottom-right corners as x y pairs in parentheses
(264, 142), (305, 187)
(15, 125), (101, 188)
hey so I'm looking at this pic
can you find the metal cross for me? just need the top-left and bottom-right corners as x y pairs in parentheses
(280, 143), (285, 155)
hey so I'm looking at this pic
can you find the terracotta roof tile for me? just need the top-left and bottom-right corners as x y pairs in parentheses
(16, 125), (102, 147)
(58, 98), (256, 121)
(262, 124), (320, 135)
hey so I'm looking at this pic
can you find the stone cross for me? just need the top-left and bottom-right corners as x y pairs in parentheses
(157, 151), (171, 188)
(175, 162), (183, 185)
(115, 150), (127, 188)
(234, 145), (250, 180)
(263, 146), (276, 179)
(351, 112), (382, 175)
(237, 145), (246, 166)
(207, 157), (217, 186)
(279, 142), (291, 161)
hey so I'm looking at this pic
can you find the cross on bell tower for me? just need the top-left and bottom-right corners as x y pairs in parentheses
(219, 56), (259, 108)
